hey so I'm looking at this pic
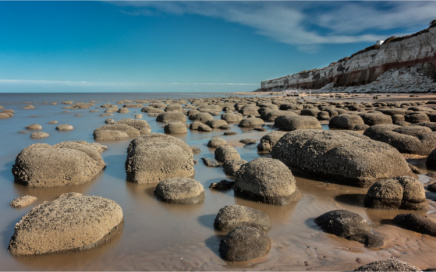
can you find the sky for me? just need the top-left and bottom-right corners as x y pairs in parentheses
(0, 1), (435, 93)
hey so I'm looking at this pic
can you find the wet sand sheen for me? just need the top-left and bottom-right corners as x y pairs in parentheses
(0, 92), (435, 270)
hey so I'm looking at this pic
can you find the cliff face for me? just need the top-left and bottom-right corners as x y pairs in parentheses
(260, 25), (436, 92)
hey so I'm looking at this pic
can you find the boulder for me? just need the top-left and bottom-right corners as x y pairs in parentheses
(235, 158), (302, 205)
(223, 159), (247, 176)
(364, 177), (428, 210)
(10, 195), (37, 208)
(164, 121), (188, 134)
(192, 112), (213, 123)
(238, 117), (264, 128)
(56, 124), (74, 131)
(215, 145), (240, 162)
(209, 180), (234, 190)
(219, 226), (271, 262)
(221, 112), (243, 123)
(94, 124), (140, 141)
(154, 177), (204, 204)
(115, 119), (151, 135)
(206, 119), (227, 128)
(25, 124), (42, 130)
(257, 131), (287, 153)
(125, 134), (194, 184)
(426, 148), (436, 168)
(272, 130), (414, 187)
(156, 112), (187, 123)
(393, 213), (436, 237)
(354, 259), (421, 271)
(240, 138), (256, 145)
(207, 137), (227, 148)
(118, 108), (129, 114)
(314, 210), (383, 248)
(165, 103), (183, 112)
(274, 115), (321, 131)
(12, 141), (106, 187)
(329, 114), (365, 130)
(8, 193), (123, 255)
(30, 132), (49, 139)
(359, 113), (392, 126)
(364, 124), (436, 155)
(214, 205), (270, 232)
(261, 110), (297, 122)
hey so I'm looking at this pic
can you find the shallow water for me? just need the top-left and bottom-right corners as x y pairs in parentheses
(0, 92), (435, 271)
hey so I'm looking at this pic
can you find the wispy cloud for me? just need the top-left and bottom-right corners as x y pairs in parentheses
(0, 79), (257, 86)
(113, 1), (435, 46)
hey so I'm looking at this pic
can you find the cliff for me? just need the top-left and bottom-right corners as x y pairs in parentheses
(259, 22), (436, 92)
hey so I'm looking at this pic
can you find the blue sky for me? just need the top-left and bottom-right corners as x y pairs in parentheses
(0, 1), (435, 93)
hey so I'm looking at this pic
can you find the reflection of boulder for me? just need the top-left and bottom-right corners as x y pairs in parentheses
(272, 130), (414, 187)
(12, 141), (106, 188)
(364, 176), (428, 210)
(9, 193), (123, 255)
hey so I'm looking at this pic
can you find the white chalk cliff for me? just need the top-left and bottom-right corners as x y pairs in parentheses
(260, 23), (436, 92)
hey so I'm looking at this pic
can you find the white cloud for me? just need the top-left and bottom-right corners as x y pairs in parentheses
(112, 1), (435, 46)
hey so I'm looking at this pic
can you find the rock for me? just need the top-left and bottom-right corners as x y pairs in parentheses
(12, 141), (106, 187)
(329, 114), (365, 130)
(262, 110), (297, 122)
(235, 158), (302, 205)
(364, 124), (436, 155)
(115, 119), (151, 135)
(364, 176), (428, 210)
(393, 213), (436, 237)
(164, 121), (187, 134)
(30, 132), (49, 139)
(154, 177), (204, 204)
(354, 124), (370, 131)
(314, 210), (384, 248)
(257, 131), (286, 152)
(240, 138), (256, 145)
(118, 108), (129, 114)
(272, 130), (415, 187)
(201, 157), (220, 167)
(409, 163), (425, 174)
(209, 180), (235, 190)
(427, 148), (436, 168)
(56, 124), (74, 131)
(125, 134), (194, 184)
(215, 145), (240, 162)
(207, 137), (227, 148)
(359, 113), (392, 126)
(219, 226), (270, 262)
(192, 112), (213, 123)
(354, 259), (421, 271)
(156, 112), (187, 123)
(406, 112), (430, 123)
(190, 146), (201, 154)
(238, 117), (264, 128)
(94, 124), (139, 141)
(221, 113), (243, 123)
(105, 119), (115, 124)
(23, 105), (35, 110)
(8, 193), (123, 255)
(223, 159), (247, 176)
(428, 182), (436, 192)
(214, 205), (270, 233)
(10, 195), (37, 208)
(274, 115), (321, 131)
(141, 106), (165, 114)
(223, 131), (237, 136)
(253, 127), (267, 132)
(165, 103), (183, 112)
(0, 112), (12, 119)
(25, 124), (42, 130)
(206, 119), (228, 128)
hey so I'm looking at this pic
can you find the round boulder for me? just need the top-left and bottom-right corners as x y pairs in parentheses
(364, 176), (428, 210)
(30, 132), (49, 139)
(156, 112), (187, 123)
(257, 131), (287, 153)
(215, 145), (240, 162)
(235, 158), (302, 205)
(56, 124), (74, 131)
(238, 117), (264, 128)
(329, 114), (365, 130)
(214, 205), (270, 232)
(207, 137), (227, 148)
(155, 177), (204, 204)
(8, 193), (123, 255)
(274, 115), (321, 131)
(219, 226), (271, 262)
(164, 121), (187, 134)
(12, 141), (106, 187)
(354, 259), (421, 271)
(25, 124), (42, 131)
(223, 158), (247, 176)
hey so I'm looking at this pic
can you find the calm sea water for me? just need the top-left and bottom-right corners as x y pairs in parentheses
(0, 92), (435, 271)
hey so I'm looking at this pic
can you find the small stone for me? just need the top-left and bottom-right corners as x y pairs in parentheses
(10, 195), (37, 208)
(209, 180), (235, 191)
(201, 157), (220, 167)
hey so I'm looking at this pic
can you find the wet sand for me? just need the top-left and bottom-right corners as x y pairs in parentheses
(0, 92), (436, 270)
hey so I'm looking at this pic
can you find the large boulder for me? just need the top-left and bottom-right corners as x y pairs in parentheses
(354, 259), (421, 271)
(235, 158), (302, 205)
(221, 112), (243, 123)
(93, 124), (140, 141)
(257, 131), (286, 153)
(164, 121), (187, 134)
(274, 115), (321, 131)
(364, 176), (428, 210)
(393, 213), (436, 237)
(364, 124), (436, 155)
(9, 193), (123, 255)
(329, 114), (365, 130)
(12, 141), (106, 187)
(223, 159), (247, 176)
(271, 130), (414, 187)
(219, 226), (271, 262)
(314, 210), (383, 248)
(154, 177), (204, 204)
(359, 113), (392, 126)
(214, 205), (270, 232)
(156, 112), (187, 123)
(125, 134), (194, 184)
(115, 119), (151, 135)
(215, 145), (240, 162)
(238, 117), (264, 128)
